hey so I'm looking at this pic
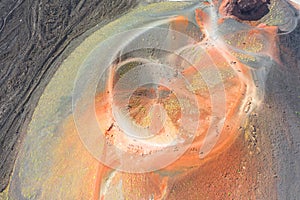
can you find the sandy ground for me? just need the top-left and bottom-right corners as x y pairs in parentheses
(0, 0), (299, 199)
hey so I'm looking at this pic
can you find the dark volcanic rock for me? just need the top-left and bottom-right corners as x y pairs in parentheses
(220, 0), (271, 21)
(0, 0), (138, 192)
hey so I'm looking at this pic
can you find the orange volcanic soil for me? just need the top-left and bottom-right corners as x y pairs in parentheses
(92, 51), (252, 199)
(57, 12), (279, 199)
(57, 110), (274, 199)
(90, 13), (279, 199)
(94, 45), (251, 170)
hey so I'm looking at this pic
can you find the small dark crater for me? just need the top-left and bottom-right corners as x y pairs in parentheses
(222, 0), (271, 21)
